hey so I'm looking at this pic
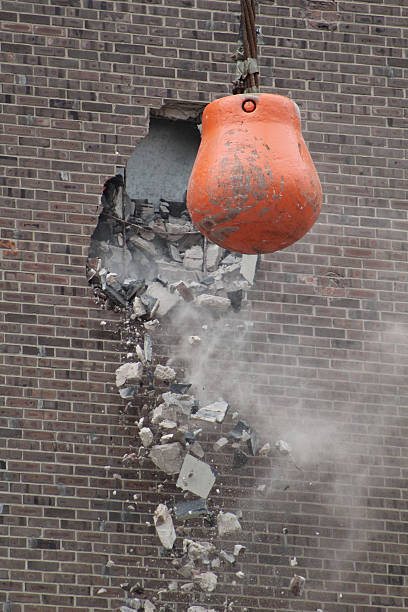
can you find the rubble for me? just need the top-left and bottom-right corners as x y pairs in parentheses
(289, 574), (305, 596)
(213, 437), (228, 451)
(149, 443), (184, 475)
(154, 365), (177, 382)
(194, 294), (231, 311)
(240, 254), (258, 284)
(217, 512), (242, 537)
(192, 400), (229, 424)
(259, 442), (271, 456)
(177, 454), (216, 498)
(174, 281), (194, 302)
(206, 243), (224, 271)
(189, 440), (205, 459)
(116, 362), (144, 387)
(88, 171), (263, 610)
(194, 571), (217, 592)
(144, 319), (159, 330)
(132, 296), (147, 317)
(183, 245), (203, 270)
(276, 439), (292, 455)
(139, 427), (154, 448)
(219, 549), (235, 564)
(188, 335), (201, 346)
(151, 402), (175, 425)
(183, 539), (216, 562)
(227, 420), (251, 441)
(146, 281), (180, 317)
(154, 504), (176, 549)
(119, 386), (137, 398)
(174, 498), (208, 520)
(144, 335), (152, 361)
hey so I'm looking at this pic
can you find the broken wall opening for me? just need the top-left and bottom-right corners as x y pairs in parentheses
(87, 103), (258, 313)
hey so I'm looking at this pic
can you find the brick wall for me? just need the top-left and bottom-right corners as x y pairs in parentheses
(1, 0), (408, 610)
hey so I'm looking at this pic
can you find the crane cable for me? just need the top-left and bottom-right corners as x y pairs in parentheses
(232, 0), (260, 94)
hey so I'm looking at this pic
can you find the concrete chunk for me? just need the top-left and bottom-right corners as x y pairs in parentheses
(195, 571), (217, 593)
(240, 254), (258, 284)
(289, 574), (305, 596)
(276, 439), (292, 455)
(206, 243), (224, 272)
(132, 296), (146, 317)
(192, 400), (229, 424)
(149, 442), (184, 475)
(154, 365), (176, 382)
(139, 427), (154, 448)
(154, 504), (176, 550)
(174, 498), (208, 520)
(217, 511), (242, 537)
(146, 281), (180, 317)
(184, 245), (203, 270)
(183, 539), (216, 562)
(177, 454), (216, 498)
(115, 362), (143, 387)
(194, 293), (231, 311)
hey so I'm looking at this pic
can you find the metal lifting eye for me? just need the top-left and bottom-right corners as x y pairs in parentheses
(242, 99), (256, 112)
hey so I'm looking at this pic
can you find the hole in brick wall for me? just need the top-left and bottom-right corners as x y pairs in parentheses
(87, 102), (258, 312)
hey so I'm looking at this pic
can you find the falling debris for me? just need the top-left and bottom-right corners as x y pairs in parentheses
(219, 549), (235, 564)
(132, 296), (146, 317)
(194, 571), (217, 592)
(192, 400), (229, 423)
(240, 254), (258, 284)
(149, 442), (184, 475)
(289, 574), (306, 597)
(217, 511), (242, 537)
(154, 364), (177, 382)
(194, 294), (231, 311)
(146, 281), (180, 317)
(183, 539), (216, 562)
(259, 442), (271, 456)
(227, 420), (251, 441)
(233, 544), (245, 556)
(189, 440), (205, 459)
(154, 504), (176, 550)
(174, 498), (208, 520)
(116, 362), (144, 387)
(213, 437), (229, 451)
(275, 439), (292, 455)
(290, 556), (298, 567)
(139, 427), (154, 448)
(177, 454), (216, 498)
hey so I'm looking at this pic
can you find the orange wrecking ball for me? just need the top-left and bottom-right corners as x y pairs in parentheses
(187, 93), (322, 254)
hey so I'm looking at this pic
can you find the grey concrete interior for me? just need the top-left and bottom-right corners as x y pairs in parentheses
(126, 117), (201, 204)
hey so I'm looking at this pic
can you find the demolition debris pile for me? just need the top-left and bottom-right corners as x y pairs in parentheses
(87, 174), (258, 315)
(87, 175), (306, 610)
